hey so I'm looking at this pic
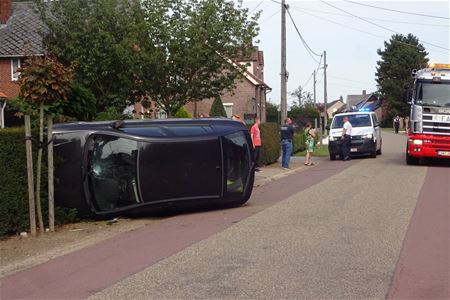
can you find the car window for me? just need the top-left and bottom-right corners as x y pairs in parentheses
(86, 135), (140, 211)
(332, 114), (372, 128)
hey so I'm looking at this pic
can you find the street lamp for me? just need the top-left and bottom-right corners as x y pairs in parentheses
(0, 91), (7, 129)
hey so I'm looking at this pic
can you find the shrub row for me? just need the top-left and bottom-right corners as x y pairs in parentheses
(0, 127), (77, 238)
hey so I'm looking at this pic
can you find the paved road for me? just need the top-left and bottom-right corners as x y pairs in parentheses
(1, 132), (448, 299)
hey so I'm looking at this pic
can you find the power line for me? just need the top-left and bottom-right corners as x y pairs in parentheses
(343, 0), (450, 20)
(285, 8), (322, 63)
(328, 74), (374, 86)
(249, 0), (265, 14)
(302, 72), (314, 89)
(319, 0), (450, 51)
(291, 6), (450, 28)
(290, 8), (449, 55)
(260, 9), (280, 24)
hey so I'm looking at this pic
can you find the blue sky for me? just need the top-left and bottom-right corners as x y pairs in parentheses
(237, 0), (450, 108)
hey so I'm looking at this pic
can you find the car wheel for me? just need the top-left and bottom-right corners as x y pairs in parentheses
(330, 153), (336, 161)
(376, 146), (382, 155)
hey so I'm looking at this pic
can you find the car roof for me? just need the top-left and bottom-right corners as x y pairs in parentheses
(333, 111), (374, 117)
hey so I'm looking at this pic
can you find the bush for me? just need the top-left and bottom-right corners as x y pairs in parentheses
(293, 130), (306, 153)
(258, 122), (280, 165)
(209, 96), (227, 117)
(0, 127), (77, 238)
(95, 106), (125, 121)
(174, 106), (192, 118)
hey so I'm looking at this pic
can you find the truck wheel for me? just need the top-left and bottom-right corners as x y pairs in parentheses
(329, 153), (336, 161)
(406, 153), (420, 165)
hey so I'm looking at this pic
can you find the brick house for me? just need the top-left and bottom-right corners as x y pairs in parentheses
(184, 47), (271, 123)
(0, 0), (46, 127)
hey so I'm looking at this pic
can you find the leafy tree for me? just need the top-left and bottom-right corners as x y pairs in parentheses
(376, 33), (428, 117)
(140, 0), (260, 117)
(174, 106), (193, 118)
(18, 55), (73, 235)
(37, 0), (151, 111)
(209, 96), (227, 117)
(266, 101), (279, 123)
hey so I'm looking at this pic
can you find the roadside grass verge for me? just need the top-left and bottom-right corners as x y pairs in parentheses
(294, 144), (329, 157)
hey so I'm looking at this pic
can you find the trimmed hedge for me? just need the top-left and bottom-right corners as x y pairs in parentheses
(0, 127), (77, 238)
(293, 130), (306, 153)
(250, 122), (280, 165)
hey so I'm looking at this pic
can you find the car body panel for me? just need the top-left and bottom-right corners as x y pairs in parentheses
(53, 119), (255, 217)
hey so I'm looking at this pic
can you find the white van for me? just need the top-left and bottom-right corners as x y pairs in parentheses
(327, 112), (382, 160)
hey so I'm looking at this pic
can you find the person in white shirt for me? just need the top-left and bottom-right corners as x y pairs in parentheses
(341, 116), (352, 161)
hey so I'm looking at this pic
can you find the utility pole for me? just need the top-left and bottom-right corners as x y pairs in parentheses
(323, 50), (328, 135)
(280, 0), (287, 125)
(313, 70), (316, 104)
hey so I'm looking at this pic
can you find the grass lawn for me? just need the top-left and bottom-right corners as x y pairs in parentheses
(294, 144), (329, 157)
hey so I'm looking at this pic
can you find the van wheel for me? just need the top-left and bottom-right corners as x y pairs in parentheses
(330, 153), (336, 161)
(376, 140), (382, 155)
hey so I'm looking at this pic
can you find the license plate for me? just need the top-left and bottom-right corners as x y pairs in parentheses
(437, 151), (450, 156)
(432, 115), (450, 123)
(350, 148), (358, 152)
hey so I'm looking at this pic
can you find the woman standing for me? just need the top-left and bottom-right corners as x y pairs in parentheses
(304, 122), (316, 166)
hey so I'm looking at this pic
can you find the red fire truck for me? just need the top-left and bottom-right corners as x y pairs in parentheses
(406, 63), (450, 164)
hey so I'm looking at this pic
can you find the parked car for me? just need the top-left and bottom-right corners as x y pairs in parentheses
(53, 119), (255, 217)
(327, 111), (382, 160)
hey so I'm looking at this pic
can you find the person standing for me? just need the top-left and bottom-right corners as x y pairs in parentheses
(250, 117), (262, 172)
(394, 115), (400, 134)
(341, 116), (352, 161)
(304, 122), (316, 166)
(280, 117), (294, 169)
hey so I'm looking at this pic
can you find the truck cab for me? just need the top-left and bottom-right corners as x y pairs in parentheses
(406, 63), (450, 164)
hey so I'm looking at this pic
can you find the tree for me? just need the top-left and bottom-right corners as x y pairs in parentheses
(39, 0), (260, 118)
(266, 101), (279, 123)
(38, 0), (150, 112)
(209, 96), (227, 117)
(18, 55), (73, 235)
(376, 33), (428, 117)
(139, 0), (260, 117)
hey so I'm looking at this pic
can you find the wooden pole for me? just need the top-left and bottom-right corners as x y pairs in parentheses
(25, 115), (36, 236)
(47, 117), (54, 232)
(35, 104), (45, 234)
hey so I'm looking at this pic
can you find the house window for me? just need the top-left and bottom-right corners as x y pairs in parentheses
(223, 103), (233, 118)
(11, 58), (22, 81)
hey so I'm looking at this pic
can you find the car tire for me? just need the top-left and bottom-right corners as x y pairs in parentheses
(376, 147), (382, 155)
(329, 153), (336, 161)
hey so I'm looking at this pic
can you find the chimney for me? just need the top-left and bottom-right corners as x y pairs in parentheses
(362, 90), (366, 96)
(0, 0), (12, 24)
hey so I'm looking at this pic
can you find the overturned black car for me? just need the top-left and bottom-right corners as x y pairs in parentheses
(53, 119), (255, 217)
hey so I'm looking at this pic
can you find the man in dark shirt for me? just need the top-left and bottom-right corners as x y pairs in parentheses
(280, 117), (295, 169)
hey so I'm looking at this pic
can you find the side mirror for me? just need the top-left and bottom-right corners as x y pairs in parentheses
(325, 125), (330, 130)
(403, 83), (411, 102)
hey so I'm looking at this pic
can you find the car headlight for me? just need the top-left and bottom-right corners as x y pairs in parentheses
(362, 133), (373, 139)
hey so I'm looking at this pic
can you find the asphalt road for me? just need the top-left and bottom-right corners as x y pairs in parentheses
(86, 132), (447, 299)
(2, 132), (448, 299)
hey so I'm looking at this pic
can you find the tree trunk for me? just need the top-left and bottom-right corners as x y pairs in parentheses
(24, 116), (36, 236)
(35, 103), (45, 234)
(47, 117), (55, 232)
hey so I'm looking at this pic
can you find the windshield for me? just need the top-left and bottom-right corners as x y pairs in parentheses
(331, 114), (372, 129)
(414, 81), (450, 107)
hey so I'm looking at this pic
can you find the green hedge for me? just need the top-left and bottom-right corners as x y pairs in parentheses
(293, 130), (306, 153)
(249, 122), (280, 165)
(0, 127), (77, 238)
